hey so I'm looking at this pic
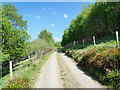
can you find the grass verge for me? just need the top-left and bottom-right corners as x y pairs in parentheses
(57, 53), (80, 88)
(1, 51), (54, 88)
(62, 34), (120, 89)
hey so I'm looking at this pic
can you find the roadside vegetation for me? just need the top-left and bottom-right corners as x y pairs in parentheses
(1, 51), (54, 88)
(61, 2), (120, 46)
(61, 2), (120, 89)
(62, 35), (120, 89)
(1, 3), (55, 88)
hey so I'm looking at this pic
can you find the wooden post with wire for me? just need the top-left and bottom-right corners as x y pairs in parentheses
(83, 39), (85, 46)
(9, 61), (12, 80)
(93, 36), (96, 46)
(74, 41), (76, 46)
(116, 31), (119, 48)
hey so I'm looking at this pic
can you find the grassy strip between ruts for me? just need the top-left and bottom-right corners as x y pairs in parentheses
(1, 51), (54, 88)
(57, 53), (80, 88)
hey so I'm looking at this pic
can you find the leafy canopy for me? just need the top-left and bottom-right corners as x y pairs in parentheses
(2, 3), (30, 62)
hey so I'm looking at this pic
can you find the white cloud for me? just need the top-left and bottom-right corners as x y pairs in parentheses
(64, 13), (68, 18)
(51, 24), (55, 27)
(36, 16), (40, 19)
(42, 8), (46, 11)
(55, 38), (60, 41)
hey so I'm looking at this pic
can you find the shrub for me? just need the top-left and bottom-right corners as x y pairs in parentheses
(63, 47), (120, 89)
(105, 70), (120, 89)
(79, 49), (98, 68)
(6, 76), (30, 88)
(92, 48), (120, 72)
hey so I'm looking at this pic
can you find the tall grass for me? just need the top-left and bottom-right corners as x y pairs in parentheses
(62, 34), (120, 89)
(1, 51), (54, 88)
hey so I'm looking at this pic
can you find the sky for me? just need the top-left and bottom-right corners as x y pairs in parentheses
(4, 2), (95, 42)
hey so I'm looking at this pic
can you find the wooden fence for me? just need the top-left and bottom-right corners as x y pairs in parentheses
(0, 49), (53, 80)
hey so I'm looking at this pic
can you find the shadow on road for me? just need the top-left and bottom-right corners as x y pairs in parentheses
(58, 51), (107, 88)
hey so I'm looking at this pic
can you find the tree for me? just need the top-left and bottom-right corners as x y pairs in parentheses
(2, 3), (30, 63)
(38, 29), (54, 48)
(61, 29), (69, 46)
(61, 2), (120, 46)
(55, 42), (62, 48)
(30, 39), (49, 56)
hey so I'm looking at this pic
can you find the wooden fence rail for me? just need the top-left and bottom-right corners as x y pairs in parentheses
(1, 49), (53, 80)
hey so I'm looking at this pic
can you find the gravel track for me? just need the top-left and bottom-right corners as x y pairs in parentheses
(33, 51), (106, 89)
(60, 52), (106, 88)
(33, 52), (63, 88)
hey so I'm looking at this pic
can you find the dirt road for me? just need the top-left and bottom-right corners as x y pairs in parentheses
(33, 51), (106, 88)
(60, 53), (106, 88)
(33, 52), (63, 88)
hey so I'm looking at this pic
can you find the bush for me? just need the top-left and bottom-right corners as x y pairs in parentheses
(80, 48), (120, 88)
(63, 46), (120, 89)
(92, 48), (120, 72)
(6, 76), (30, 88)
(79, 49), (98, 68)
(105, 70), (120, 89)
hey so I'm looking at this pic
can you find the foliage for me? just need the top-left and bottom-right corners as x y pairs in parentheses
(64, 48), (120, 89)
(29, 39), (49, 55)
(61, 2), (120, 46)
(91, 48), (120, 71)
(6, 76), (30, 88)
(2, 3), (30, 63)
(2, 51), (54, 88)
(55, 42), (62, 48)
(38, 29), (54, 48)
(63, 34), (120, 88)
(106, 70), (120, 89)
(28, 29), (55, 57)
(0, 53), (9, 62)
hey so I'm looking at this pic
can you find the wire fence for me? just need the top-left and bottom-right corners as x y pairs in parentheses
(64, 31), (119, 48)
(0, 49), (53, 80)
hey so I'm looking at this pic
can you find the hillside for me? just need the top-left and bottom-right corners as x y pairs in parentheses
(62, 34), (120, 89)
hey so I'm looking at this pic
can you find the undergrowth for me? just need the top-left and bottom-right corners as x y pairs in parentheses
(62, 34), (120, 89)
(1, 51), (54, 88)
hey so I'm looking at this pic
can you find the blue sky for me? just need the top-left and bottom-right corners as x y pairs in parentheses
(8, 2), (95, 42)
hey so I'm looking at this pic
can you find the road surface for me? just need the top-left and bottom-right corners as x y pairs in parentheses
(33, 52), (62, 88)
(33, 51), (106, 88)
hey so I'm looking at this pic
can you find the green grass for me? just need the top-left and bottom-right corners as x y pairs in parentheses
(64, 34), (119, 50)
(0, 51), (54, 88)
(62, 34), (120, 89)
(0, 59), (30, 88)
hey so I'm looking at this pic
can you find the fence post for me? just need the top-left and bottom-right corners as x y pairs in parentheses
(93, 36), (96, 46)
(116, 31), (119, 48)
(74, 41), (76, 46)
(9, 61), (12, 80)
(83, 39), (85, 46)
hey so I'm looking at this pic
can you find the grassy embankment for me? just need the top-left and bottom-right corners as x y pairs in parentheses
(0, 51), (54, 88)
(62, 34), (120, 89)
